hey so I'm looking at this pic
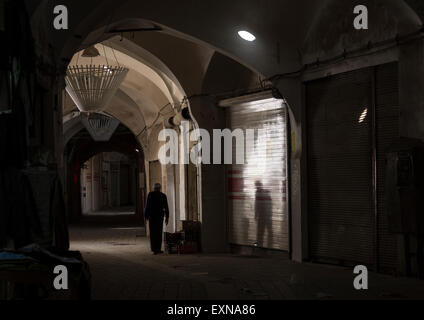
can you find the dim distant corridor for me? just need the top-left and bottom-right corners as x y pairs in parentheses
(83, 206), (136, 217)
(69, 218), (424, 300)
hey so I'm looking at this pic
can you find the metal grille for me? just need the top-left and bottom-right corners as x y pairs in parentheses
(227, 98), (289, 251)
(307, 68), (374, 265)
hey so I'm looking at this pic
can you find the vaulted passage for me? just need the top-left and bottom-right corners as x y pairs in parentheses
(1, 0), (424, 303)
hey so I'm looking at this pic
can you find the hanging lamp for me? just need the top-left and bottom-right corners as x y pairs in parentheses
(81, 112), (120, 142)
(65, 44), (128, 113)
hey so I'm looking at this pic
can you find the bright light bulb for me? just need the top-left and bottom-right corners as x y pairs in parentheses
(238, 30), (256, 42)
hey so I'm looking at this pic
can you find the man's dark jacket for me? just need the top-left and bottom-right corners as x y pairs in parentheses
(144, 191), (169, 222)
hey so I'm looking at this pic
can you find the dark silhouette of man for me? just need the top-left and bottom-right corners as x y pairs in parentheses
(255, 181), (273, 248)
(144, 183), (169, 255)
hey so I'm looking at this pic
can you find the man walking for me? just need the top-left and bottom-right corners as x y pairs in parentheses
(144, 183), (169, 254)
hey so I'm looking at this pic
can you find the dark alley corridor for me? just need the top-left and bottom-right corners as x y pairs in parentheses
(3, 0), (424, 308)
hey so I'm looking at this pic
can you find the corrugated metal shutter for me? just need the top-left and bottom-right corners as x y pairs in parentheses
(307, 68), (374, 265)
(226, 97), (289, 251)
(307, 63), (400, 269)
(376, 63), (399, 273)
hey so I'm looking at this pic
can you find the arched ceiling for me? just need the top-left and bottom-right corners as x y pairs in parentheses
(67, 123), (142, 166)
(28, 0), (423, 80)
(66, 42), (179, 110)
(31, 0), (424, 161)
(117, 31), (215, 96)
(63, 41), (186, 145)
(104, 37), (186, 102)
(61, 26), (263, 153)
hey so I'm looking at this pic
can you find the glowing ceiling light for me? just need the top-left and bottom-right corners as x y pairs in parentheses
(238, 30), (256, 42)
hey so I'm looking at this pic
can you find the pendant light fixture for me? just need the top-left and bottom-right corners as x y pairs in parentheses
(65, 44), (129, 113)
(81, 112), (120, 142)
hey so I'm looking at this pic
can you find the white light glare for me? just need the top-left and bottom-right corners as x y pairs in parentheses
(103, 66), (113, 74)
(359, 108), (368, 123)
(238, 30), (256, 42)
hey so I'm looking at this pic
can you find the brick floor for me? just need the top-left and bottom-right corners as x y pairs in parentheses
(69, 218), (424, 300)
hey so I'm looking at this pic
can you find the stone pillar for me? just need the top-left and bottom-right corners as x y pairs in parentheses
(85, 158), (93, 213)
(166, 164), (177, 233)
(189, 96), (228, 253)
(137, 153), (146, 224)
(92, 155), (101, 211)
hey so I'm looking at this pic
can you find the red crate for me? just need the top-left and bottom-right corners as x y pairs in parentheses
(177, 242), (198, 254)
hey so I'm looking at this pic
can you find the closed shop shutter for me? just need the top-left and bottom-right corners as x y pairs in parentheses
(307, 63), (400, 269)
(226, 96), (289, 251)
(307, 68), (374, 265)
(376, 63), (399, 273)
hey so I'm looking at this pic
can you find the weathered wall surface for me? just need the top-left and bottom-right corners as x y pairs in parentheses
(399, 39), (424, 140)
(303, 0), (420, 65)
